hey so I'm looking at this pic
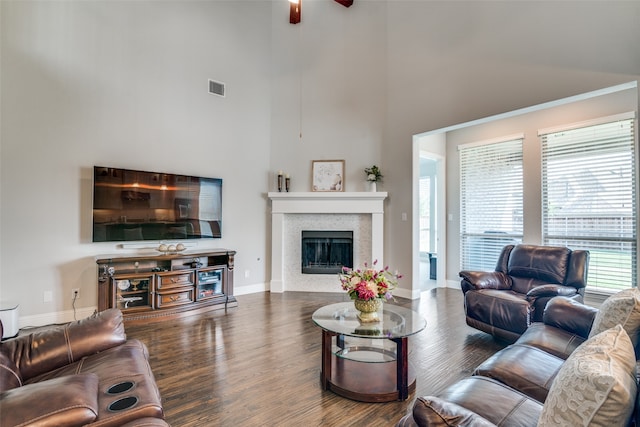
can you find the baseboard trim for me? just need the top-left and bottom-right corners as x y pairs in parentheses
(394, 287), (420, 300)
(446, 280), (461, 289)
(13, 283), (612, 329)
(18, 284), (267, 329)
(19, 307), (98, 330)
(235, 282), (269, 295)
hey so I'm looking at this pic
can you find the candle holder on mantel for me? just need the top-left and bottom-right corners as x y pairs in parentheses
(277, 171), (283, 192)
(285, 175), (290, 192)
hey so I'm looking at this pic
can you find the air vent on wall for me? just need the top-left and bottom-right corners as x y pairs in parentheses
(208, 79), (225, 97)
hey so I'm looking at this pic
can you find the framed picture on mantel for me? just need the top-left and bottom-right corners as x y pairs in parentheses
(312, 160), (344, 192)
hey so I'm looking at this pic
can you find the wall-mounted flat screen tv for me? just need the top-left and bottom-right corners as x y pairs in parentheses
(92, 166), (222, 242)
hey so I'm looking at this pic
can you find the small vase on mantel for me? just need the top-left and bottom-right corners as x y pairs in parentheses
(368, 181), (377, 192)
(354, 298), (382, 323)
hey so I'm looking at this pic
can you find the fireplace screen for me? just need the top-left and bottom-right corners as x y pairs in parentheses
(301, 230), (353, 274)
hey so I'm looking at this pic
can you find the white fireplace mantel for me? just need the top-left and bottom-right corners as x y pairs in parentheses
(268, 192), (388, 293)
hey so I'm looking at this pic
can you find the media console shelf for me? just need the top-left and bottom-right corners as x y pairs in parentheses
(96, 249), (236, 322)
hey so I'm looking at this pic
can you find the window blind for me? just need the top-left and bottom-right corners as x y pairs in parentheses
(541, 116), (636, 292)
(459, 137), (523, 271)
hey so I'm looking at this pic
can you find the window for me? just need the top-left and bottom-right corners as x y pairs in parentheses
(419, 175), (432, 254)
(459, 136), (524, 271)
(540, 113), (636, 292)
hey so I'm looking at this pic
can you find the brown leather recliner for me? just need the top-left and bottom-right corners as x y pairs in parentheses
(0, 309), (169, 427)
(460, 244), (589, 342)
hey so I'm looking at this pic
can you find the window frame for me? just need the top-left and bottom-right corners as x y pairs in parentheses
(539, 112), (637, 292)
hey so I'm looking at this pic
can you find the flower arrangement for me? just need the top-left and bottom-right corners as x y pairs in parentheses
(339, 260), (401, 301)
(364, 165), (383, 182)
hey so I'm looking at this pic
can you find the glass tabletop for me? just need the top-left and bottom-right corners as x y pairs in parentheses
(312, 302), (426, 339)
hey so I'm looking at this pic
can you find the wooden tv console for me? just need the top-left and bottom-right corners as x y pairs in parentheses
(96, 249), (236, 322)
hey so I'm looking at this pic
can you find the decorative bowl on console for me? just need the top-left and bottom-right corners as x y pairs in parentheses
(157, 243), (186, 255)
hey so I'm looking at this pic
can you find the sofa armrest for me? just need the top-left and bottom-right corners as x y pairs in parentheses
(526, 284), (578, 300)
(0, 373), (99, 427)
(411, 396), (496, 427)
(542, 296), (598, 338)
(2, 308), (126, 381)
(459, 271), (511, 292)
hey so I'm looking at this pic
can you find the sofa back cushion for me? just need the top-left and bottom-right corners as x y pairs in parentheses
(589, 288), (640, 350)
(507, 245), (571, 290)
(538, 325), (637, 427)
(511, 276), (555, 295)
(2, 309), (126, 381)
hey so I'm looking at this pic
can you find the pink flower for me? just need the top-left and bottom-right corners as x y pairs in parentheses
(338, 260), (400, 302)
(355, 282), (376, 300)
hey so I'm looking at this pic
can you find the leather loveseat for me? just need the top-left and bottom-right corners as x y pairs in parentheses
(0, 308), (169, 427)
(397, 289), (640, 427)
(460, 244), (589, 342)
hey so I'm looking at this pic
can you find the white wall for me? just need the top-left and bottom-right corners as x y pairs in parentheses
(1, 1), (272, 323)
(2, 1), (639, 324)
(269, 0), (388, 193)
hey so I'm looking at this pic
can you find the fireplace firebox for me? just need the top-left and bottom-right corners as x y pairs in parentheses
(301, 230), (353, 274)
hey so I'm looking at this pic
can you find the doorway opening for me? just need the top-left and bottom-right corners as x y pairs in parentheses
(419, 156), (438, 291)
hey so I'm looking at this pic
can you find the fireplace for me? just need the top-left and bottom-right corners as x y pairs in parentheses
(301, 230), (353, 274)
(268, 191), (387, 293)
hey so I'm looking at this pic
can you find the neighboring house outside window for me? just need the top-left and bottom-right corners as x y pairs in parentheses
(540, 113), (637, 292)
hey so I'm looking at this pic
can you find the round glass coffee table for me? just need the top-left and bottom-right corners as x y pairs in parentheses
(312, 302), (426, 402)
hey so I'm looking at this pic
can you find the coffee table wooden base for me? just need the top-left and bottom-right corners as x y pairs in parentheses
(320, 330), (416, 402)
(324, 354), (416, 402)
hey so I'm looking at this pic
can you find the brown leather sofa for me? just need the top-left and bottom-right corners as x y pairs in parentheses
(0, 309), (169, 427)
(396, 293), (640, 427)
(460, 244), (589, 342)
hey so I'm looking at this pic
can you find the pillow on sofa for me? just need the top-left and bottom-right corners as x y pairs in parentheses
(538, 324), (637, 427)
(589, 287), (640, 347)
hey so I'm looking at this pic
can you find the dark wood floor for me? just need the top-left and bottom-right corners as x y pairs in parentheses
(126, 288), (507, 426)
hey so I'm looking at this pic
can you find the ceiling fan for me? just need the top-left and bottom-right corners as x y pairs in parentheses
(289, 0), (354, 24)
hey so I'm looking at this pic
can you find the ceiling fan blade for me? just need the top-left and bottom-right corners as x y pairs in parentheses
(290, 0), (301, 24)
(290, 0), (353, 25)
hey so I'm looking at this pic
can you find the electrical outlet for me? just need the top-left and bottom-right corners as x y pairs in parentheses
(72, 288), (80, 300)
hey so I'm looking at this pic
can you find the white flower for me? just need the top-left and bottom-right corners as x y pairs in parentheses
(367, 173), (377, 182)
(366, 281), (378, 293)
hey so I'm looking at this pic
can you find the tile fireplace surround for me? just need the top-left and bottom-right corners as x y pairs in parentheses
(268, 192), (387, 293)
